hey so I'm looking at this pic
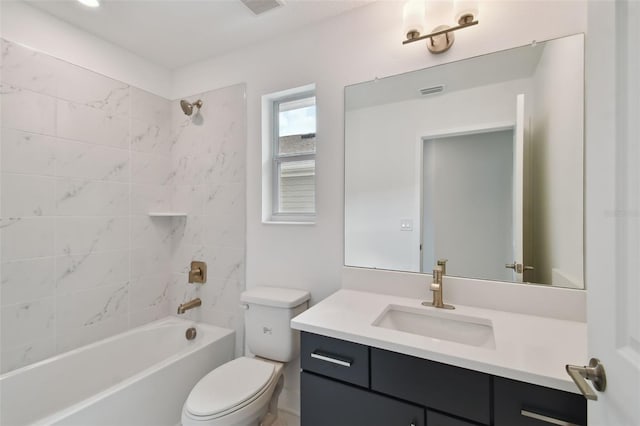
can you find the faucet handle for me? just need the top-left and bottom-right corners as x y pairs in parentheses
(432, 265), (443, 281)
(436, 259), (448, 275)
(189, 261), (207, 284)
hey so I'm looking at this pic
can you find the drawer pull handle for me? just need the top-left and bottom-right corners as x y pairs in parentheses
(521, 409), (579, 426)
(310, 352), (352, 367)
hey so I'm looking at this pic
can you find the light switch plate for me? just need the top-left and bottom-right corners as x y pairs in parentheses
(400, 219), (413, 231)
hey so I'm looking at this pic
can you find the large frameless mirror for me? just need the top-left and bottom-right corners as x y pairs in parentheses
(344, 34), (584, 289)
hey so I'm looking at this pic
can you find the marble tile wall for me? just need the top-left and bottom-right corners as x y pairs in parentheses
(168, 84), (247, 357)
(0, 39), (247, 372)
(0, 39), (174, 372)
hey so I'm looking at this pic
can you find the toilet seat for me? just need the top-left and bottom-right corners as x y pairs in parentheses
(184, 357), (276, 421)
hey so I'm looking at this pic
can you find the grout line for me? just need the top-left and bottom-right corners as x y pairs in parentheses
(2, 122), (172, 156)
(128, 86), (133, 329)
(52, 85), (59, 355)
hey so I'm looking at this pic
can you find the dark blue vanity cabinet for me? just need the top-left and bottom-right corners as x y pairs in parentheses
(300, 332), (586, 426)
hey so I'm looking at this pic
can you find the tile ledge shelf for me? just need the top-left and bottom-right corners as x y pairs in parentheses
(148, 212), (188, 217)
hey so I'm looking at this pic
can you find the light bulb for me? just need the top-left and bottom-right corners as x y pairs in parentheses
(425, 0), (452, 32)
(403, 0), (426, 40)
(77, 0), (100, 8)
(453, 0), (478, 25)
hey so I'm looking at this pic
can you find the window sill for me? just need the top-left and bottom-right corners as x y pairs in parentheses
(262, 219), (316, 226)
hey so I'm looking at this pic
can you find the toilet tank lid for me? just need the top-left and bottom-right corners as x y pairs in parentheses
(241, 287), (310, 308)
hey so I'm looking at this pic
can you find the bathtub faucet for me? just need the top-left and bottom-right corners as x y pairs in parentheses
(177, 298), (202, 314)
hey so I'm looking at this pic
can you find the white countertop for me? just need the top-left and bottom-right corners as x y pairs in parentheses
(291, 289), (587, 394)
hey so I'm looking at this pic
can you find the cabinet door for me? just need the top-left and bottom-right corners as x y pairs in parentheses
(427, 410), (479, 426)
(301, 372), (425, 426)
(370, 348), (491, 425)
(494, 377), (586, 426)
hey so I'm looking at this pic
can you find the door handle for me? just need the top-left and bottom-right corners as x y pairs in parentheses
(565, 358), (607, 400)
(505, 262), (534, 273)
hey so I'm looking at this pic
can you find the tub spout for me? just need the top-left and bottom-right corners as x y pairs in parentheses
(177, 298), (201, 314)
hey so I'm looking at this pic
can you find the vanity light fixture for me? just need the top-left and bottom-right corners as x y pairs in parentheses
(403, 0), (479, 54)
(77, 0), (100, 7)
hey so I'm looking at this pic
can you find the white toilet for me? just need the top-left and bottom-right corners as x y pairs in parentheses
(181, 287), (310, 426)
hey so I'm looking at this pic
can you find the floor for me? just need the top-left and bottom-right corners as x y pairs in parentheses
(273, 410), (300, 426)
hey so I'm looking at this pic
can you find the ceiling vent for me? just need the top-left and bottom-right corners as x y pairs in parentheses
(240, 0), (283, 15)
(420, 85), (445, 96)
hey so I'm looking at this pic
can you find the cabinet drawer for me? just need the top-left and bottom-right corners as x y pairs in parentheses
(427, 410), (479, 426)
(301, 372), (425, 426)
(301, 332), (369, 388)
(371, 348), (491, 425)
(494, 377), (586, 426)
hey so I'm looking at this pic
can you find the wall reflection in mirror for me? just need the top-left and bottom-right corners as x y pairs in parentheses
(344, 34), (584, 289)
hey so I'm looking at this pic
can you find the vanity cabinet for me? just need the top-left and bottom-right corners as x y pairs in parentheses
(300, 332), (586, 426)
(493, 377), (587, 426)
(301, 372), (425, 426)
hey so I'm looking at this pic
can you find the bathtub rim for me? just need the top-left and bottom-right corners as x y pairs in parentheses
(1, 316), (235, 425)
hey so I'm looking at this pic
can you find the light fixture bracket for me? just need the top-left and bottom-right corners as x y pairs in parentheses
(403, 19), (479, 54)
(426, 25), (455, 54)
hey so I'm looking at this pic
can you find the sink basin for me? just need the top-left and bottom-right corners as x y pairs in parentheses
(372, 304), (496, 349)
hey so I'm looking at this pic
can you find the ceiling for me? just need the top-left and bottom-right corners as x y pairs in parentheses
(24, 0), (371, 69)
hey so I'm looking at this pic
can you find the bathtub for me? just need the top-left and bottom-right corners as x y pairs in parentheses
(0, 317), (234, 426)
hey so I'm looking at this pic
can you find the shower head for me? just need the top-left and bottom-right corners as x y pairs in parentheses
(180, 99), (203, 116)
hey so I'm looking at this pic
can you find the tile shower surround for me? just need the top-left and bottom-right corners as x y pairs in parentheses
(0, 39), (247, 372)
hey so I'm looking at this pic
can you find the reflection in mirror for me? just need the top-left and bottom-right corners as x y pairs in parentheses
(344, 34), (584, 289)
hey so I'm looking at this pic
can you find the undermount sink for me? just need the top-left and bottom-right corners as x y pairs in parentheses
(372, 304), (496, 349)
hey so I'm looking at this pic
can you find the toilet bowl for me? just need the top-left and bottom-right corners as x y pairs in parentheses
(181, 287), (310, 426)
(181, 357), (284, 426)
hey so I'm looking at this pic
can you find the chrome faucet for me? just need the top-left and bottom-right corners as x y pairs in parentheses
(422, 265), (455, 310)
(177, 298), (202, 314)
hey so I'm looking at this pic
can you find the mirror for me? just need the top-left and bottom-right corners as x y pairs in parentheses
(344, 34), (584, 289)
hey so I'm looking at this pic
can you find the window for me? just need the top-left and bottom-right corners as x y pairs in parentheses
(268, 90), (316, 221)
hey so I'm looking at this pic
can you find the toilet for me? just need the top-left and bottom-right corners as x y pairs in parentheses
(181, 287), (310, 426)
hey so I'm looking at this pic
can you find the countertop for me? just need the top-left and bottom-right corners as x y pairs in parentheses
(291, 289), (587, 394)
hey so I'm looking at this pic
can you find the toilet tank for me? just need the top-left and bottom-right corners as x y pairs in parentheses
(241, 287), (310, 362)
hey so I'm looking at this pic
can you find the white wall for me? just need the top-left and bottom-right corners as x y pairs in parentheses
(1, 0), (587, 303)
(344, 80), (531, 273)
(0, 0), (589, 414)
(0, 2), (172, 98)
(172, 0), (587, 300)
(531, 36), (584, 287)
(171, 0), (587, 413)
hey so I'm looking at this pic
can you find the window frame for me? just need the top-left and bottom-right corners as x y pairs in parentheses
(271, 91), (317, 221)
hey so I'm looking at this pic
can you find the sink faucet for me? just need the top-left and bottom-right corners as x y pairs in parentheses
(437, 258), (448, 276)
(422, 266), (455, 310)
(177, 298), (202, 314)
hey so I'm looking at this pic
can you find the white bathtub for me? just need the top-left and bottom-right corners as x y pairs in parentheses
(0, 317), (235, 426)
